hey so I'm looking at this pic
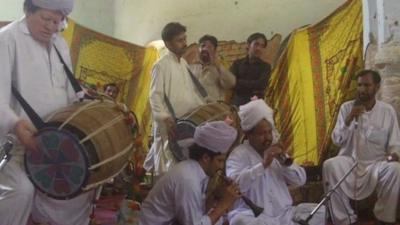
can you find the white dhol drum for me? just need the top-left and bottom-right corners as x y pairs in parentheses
(169, 101), (242, 161)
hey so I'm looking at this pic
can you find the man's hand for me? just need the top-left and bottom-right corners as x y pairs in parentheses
(263, 144), (283, 168)
(387, 152), (399, 162)
(345, 105), (365, 127)
(164, 117), (176, 139)
(13, 119), (38, 151)
(218, 181), (241, 211)
(207, 180), (241, 224)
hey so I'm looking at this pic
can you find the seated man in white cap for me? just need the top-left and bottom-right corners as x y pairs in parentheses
(139, 121), (241, 225)
(0, 0), (94, 225)
(226, 99), (326, 225)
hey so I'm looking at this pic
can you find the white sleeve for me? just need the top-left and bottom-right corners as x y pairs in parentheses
(0, 38), (19, 136)
(332, 103), (353, 147)
(175, 178), (212, 225)
(217, 65), (236, 89)
(387, 106), (400, 156)
(280, 162), (307, 187)
(149, 63), (171, 121)
(226, 148), (265, 193)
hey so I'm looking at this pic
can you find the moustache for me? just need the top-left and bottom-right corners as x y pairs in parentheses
(200, 50), (210, 55)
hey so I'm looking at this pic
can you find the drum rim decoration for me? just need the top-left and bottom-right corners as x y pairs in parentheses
(25, 127), (90, 200)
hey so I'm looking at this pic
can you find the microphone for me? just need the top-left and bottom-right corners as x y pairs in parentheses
(353, 99), (363, 129)
(275, 153), (293, 166)
(0, 134), (17, 171)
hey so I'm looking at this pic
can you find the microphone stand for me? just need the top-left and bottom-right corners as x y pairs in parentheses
(295, 161), (358, 225)
(296, 101), (363, 224)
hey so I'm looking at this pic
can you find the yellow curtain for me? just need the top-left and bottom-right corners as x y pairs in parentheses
(266, 0), (363, 165)
(61, 20), (160, 151)
(126, 46), (160, 151)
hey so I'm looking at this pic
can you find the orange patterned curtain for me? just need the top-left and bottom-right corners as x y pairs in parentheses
(266, 0), (363, 165)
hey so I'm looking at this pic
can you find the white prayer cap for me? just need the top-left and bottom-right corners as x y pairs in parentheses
(239, 99), (275, 131)
(32, 0), (74, 16)
(194, 121), (237, 154)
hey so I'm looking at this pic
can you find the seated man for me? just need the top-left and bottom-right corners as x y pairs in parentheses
(323, 70), (400, 225)
(230, 33), (271, 106)
(190, 35), (236, 102)
(103, 82), (120, 99)
(139, 121), (241, 225)
(226, 99), (326, 225)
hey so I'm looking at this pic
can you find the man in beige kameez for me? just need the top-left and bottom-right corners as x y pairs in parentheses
(190, 35), (236, 102)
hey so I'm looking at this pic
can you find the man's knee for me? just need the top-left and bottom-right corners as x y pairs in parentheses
(322, 157), (341, 175)
(383, 162), (400, 180)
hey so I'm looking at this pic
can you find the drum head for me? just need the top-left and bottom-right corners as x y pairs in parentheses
(25, 127), (89, 200)
(169, 120), (196, 161)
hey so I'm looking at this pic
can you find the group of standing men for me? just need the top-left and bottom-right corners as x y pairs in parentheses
(143, 22), (272, 178)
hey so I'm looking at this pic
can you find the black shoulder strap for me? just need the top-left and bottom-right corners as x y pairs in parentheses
(187, 67), (208, 98)
(53, 45), (83, 95)
(11, 86), (46, 129)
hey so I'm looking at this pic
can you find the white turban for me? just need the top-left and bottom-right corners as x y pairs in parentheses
(32, 0), (74, 16)
(194, 121), (237, 154)
(239, 99), (280, 142)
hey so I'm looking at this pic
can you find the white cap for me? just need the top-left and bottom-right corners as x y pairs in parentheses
(194, 121), (237, 154)
(32, 0), (74, 16)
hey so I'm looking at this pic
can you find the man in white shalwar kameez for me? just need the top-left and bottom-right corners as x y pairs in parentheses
(139, 121), (241, 225)
(0, 1), (93, 224)
(189, 35), (236, 102)
(226, 99), (326, 225)
(323, 70), (400, 225)
(143, 22), (206, 177)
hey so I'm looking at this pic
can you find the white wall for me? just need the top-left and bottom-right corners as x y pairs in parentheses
(0, 0), (24, 20)
(0, 0), (346, 45)
(112, 0), (346, 45)
(364, 0), (400, 46)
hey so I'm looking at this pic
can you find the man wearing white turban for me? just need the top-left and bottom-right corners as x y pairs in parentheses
(226, 99), (326, 225)
(139, 121), (241, 225)
(0, 1), (93, 225)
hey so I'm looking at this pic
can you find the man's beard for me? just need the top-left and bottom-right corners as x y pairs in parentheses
(200, 51), (211, 64)
(358, 93), (372, 102)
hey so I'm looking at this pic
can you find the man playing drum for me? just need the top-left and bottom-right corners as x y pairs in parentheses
(0, 0), (93, 224)
(139, 121), (241, 225)
(143, 22), (206, 178)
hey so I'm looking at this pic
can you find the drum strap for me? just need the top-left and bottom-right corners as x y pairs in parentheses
(53, 45), (85, 100)
(163, 68), (208, 120)
(11, 86), (46, 129)
(164, 93), (177, 119)
(187, 67), (208, 98)
(11, 44), (84, 129)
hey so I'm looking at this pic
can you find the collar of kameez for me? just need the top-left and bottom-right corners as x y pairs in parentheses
(244, 140), (263, 158)
(167, 50), (183, 63)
